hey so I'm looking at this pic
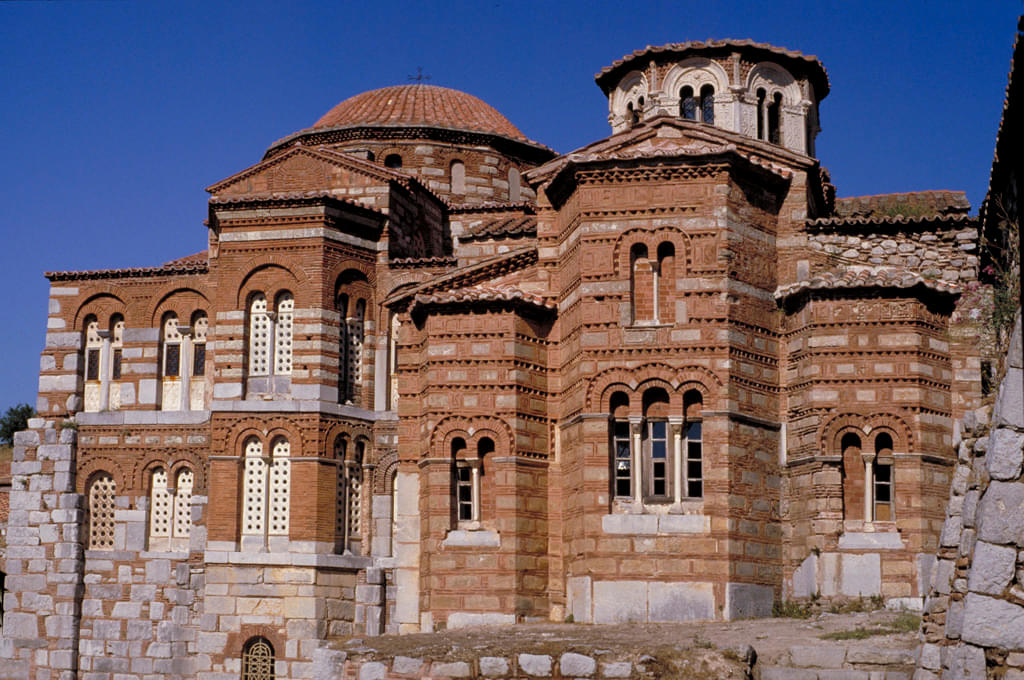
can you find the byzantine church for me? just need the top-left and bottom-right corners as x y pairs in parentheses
(1, 39), (982, 679)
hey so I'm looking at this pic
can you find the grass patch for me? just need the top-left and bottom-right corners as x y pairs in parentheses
(773, 600), (815, 619)
(820, 613), (920, 640)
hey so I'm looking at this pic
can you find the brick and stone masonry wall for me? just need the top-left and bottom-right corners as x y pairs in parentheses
(916, 310), (1024, 678)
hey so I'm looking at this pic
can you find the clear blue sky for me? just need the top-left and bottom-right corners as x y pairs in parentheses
(0, 1), (1019, 413)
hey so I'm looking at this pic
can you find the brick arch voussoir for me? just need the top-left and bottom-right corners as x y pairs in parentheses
(863, 413), (913, 453)
(324, 421), (373, 458)
(234, 258), (309, 309)
(373, 451), (398, 493)
(264, 421), (306, 458)
(224, 417), (277, 456)
(820, 413), (870, 455)
(78, 456), (125, 495)
(147, 286), (212, 327)
(74, 292), (128, 329)
(430, 415), (513, 459)
(614, 226), (694, 277)
(129, 450), (203, 494)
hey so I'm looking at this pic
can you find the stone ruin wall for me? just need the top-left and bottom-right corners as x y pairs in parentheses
(917, 310), (1024, 678)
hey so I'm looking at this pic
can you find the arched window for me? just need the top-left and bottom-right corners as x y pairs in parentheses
(268, 438), (290, 536)
(384, 154), (402, 169)
(451, 436), (482, 524)
(680, 86), (697, 120)
(274, 293), (293, 375)
(610, 392), (632, 498)
(768, 92), (782, 145)
(874, 433), (894, 521)
(700, 85), (715, 125)
(241, 637), (275, 680)
(657, 242), (675, 324)
(642, 388), (671, 501)
(756, 88), (766, 140)
(173, 467), (194, 541)
(190, 311), (208, 410)
(83, 315), (102, 412)
(335, 436), (364, 553)
(149, 467), (172, 547)
(389, 312), (400, 409)
(88, 472), (116, 550)
(344, 299), (366, 404)
(450, 160), (465, 195)
(242, 438), (266, 538)
(248, 293), (271, 377)
(683, 390), (703, 498)
(630, 243), (654, 324)
(841, 432), (864, 521)
(389, 469), (399, 558)
(109, 314), (124, 410)
(160, 314), (183, 411)
(627, 102), (638, 127)
(508, 168), (521, 202)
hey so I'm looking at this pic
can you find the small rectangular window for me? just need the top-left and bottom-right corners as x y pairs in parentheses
(874, 463), (892, 521)
(193, 343), (206, 376)
(613, 421), (631, 497)
(685, 421), (703, 498)
(111, 349), (122, 380)
(456, 465), (473, 521)
(164, 344), (180, 378)
(86, 348), (101, 381)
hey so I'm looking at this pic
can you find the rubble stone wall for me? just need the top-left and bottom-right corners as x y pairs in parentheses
(917, 310), (1024, 678)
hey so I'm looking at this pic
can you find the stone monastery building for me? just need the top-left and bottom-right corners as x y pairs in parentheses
(1, 39), (984, 679)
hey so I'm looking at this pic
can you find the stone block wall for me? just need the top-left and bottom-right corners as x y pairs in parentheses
(917, 310), (1024, 678)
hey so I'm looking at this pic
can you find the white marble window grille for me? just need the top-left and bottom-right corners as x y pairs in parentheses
(241, 637), (275, 680)
(347, 442), (364, 538)
(248, 294), (271, 377)
(268, 438), (290, 536)
(149, 468), (172, 541)
(162, 316), (182, 377)
(346, 300), (365, 401)
(274, 293), (293, 375)
(88, 473), (116, 550)
(83, 316), (103, 412)
(242, 438), (266, 536)
(335, 438), (348, 545)
(173, 468), (194, 539)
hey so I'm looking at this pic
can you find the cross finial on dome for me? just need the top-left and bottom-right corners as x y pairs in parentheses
(408, 67), (431, 83)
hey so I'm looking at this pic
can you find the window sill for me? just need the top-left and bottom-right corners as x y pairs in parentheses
(838, 529), (904, 550)
(442, 528), (501, 548)
(602, 512), (708, 535)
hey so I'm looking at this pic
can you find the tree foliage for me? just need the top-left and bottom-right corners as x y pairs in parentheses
(0, 403), (36, 445)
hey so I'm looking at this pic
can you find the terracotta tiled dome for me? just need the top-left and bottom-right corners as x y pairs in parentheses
(313, 84), (528, 142)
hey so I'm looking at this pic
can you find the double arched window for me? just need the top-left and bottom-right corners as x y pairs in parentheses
(337, 273), (371, 406)
(756, 88), (783, 145)
(148, 466), (194, 551)
(841, 430), (895, 523)
(241, 436), (291, 547)
(335, 435), (366, 553)
(247, 292), (293, 380)
(160, 310), (209, 411)
(680, 85), (714, 125)
(82, 313), (125, 412)
(630, 240), (676, 325)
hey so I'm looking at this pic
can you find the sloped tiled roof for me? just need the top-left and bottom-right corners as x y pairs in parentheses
(313, 85), (529, 142)
(46, 254), (209, 282)
(462, 215), (537, 241)
(595, 39), (829, 98)
(833, 191), (970, 218)
(409, 285), (555, 314)
(775, 269), (961, 301)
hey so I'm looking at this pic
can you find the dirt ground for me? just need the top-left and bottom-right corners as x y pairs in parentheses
(337, 609), (920, 668)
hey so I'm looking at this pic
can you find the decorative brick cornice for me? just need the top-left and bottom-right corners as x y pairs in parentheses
(775, 269), (961, 301)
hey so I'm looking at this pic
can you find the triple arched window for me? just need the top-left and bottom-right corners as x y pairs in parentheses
(247, 292), (293, 380)
(610, 388), (703, 504)
(241, 437), (291, 546)
(148, 466), (194, 552)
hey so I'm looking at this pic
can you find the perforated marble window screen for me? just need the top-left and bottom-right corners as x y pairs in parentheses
(268, 439), (290, 536)
(241, 637), (275, 680)
(249, 294), (271, 377)
(149, 468), (172, 540)
(274, 293), (293, 375)
(348, 443), (364, 537)
(242, 439), (266, 536)
(173, 468), (194, 538)
(346, 300), (366, 400)
(88, 473), (116, 550)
